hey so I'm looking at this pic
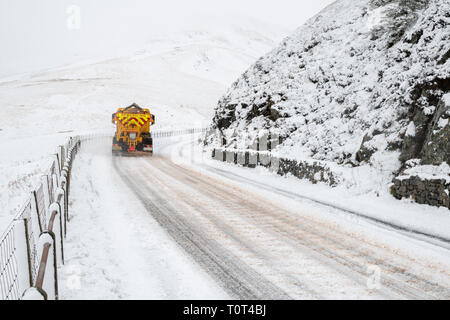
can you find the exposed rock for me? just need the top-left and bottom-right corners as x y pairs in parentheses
(391, 176), (450, 209)
(400, 78), (450, 164)
(421, 94), (450, 165)
(356, 133), (376, 163)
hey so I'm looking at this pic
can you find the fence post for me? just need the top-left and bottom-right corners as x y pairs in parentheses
(22, 287), (47, 300)
(59, 146), (65, 171)
(23, 218), (33, 287)
(55, 153), (61, 177)
(61, 169), (69, 224)
(41, 175), (51, 224)
(32, 191), (43, 233)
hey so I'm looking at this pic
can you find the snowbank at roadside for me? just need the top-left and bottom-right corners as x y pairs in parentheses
(165, 135), (450, 245)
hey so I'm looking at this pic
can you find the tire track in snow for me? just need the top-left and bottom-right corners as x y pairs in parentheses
(113, 156), (291, 300)
(152, 157), (450, 299)
(113, 151), (450, 299)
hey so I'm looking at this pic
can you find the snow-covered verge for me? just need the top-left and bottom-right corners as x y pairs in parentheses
(59, 138), (228, 299)
(206, 0), (450, 207)
(0, 21), (286, 230)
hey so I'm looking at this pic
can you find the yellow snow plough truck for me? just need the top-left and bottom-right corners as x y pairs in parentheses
(112, 103), (155, 155)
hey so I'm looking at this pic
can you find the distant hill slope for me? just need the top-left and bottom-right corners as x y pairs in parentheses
(0, 20), (286, 229)
(207, 0), (449, 184)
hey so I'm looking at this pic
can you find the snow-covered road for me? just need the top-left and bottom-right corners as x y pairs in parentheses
(60, 136), (450, 299)
(59, 137), (229, 299)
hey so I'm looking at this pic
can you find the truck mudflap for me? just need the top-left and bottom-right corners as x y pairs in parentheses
(112, 144), (122, 151)
(143, 145), (153, 152)
(113, 151), (153, 157)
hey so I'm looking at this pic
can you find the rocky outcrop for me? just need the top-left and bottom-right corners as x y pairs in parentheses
(206, 0), (450, 209)
(420, 96), (450, 165)
(399, 79), (450, 165)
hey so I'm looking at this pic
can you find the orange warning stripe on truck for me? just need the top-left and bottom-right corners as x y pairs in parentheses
(116, 113), (152, 128)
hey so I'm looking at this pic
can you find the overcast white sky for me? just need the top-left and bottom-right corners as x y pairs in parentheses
(0, 0), (335, 78)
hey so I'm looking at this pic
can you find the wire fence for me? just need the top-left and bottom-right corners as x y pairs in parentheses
(0, 223), (20, 300)
(0, 136), (81, 300)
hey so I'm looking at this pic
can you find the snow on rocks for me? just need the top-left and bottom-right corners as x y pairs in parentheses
(396, 162), (450, 184)
(392, 162), (450, 209)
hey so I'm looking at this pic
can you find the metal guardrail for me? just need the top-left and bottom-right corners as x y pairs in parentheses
(76, 127), (207, 143)
(152, 128), (207, 138)
(0, 137), (81, 300)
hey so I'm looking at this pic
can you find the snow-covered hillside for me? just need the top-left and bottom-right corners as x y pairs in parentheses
(0, 20), (286, 229)
(207, 0), (450, 195)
